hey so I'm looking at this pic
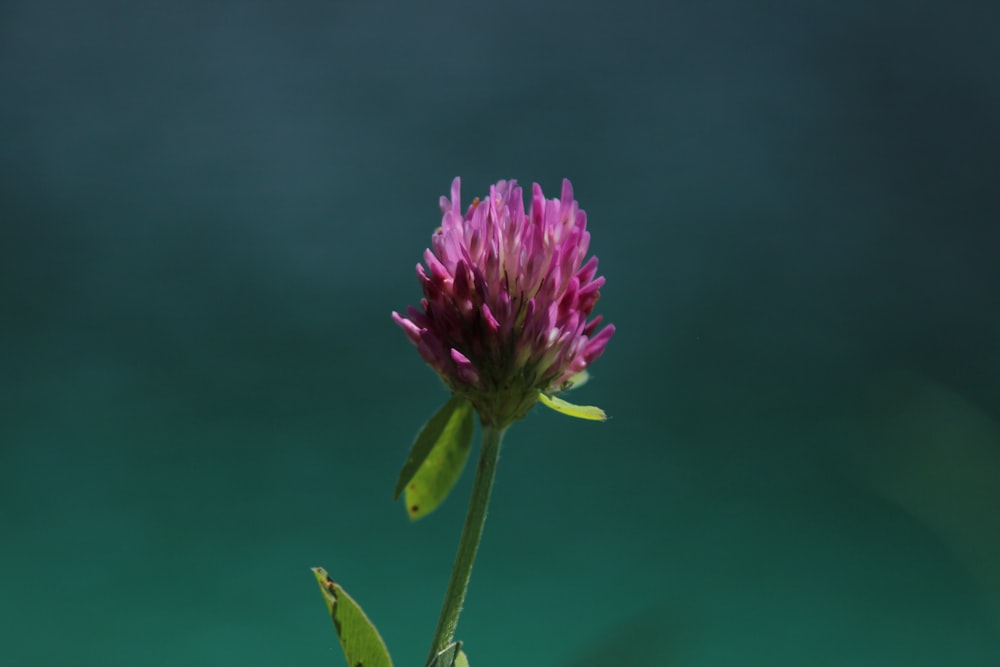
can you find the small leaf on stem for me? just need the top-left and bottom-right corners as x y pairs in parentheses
(394, 394), (475, 520)
(427, 641), (470, 667)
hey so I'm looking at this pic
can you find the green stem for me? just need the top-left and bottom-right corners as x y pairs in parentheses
(427, 424), (506, 662)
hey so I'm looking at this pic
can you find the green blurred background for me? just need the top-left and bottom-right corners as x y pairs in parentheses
(2, 2), (999, 665)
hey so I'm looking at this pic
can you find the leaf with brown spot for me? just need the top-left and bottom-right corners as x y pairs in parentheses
(312, 567), (393, 667)
(394, 394), (475, 520)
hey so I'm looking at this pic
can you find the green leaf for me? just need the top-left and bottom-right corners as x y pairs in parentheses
(394, 394), (475, 520)
(556, 369), (590, 393)
(312, 567), (393, 667)
(427, 642), (469, 667)
(538, 391), (607, 421)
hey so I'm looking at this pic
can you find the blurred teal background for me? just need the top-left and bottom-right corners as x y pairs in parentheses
(2, 2), (999, 665)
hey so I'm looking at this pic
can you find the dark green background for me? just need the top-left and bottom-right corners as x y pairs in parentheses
(3, 2), (999, 665)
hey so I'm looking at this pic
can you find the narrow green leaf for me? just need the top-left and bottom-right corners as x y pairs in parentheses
(395, 394), (475, 520)
(427, 642), (469, 667)
(538, 391), (607, 421)
(312, 567), (393, 667)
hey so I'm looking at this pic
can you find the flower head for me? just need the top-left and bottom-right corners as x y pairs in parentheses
(393, 178), (614, 427)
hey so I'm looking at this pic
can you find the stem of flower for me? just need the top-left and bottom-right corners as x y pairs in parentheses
(427, 423), (505, 663)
